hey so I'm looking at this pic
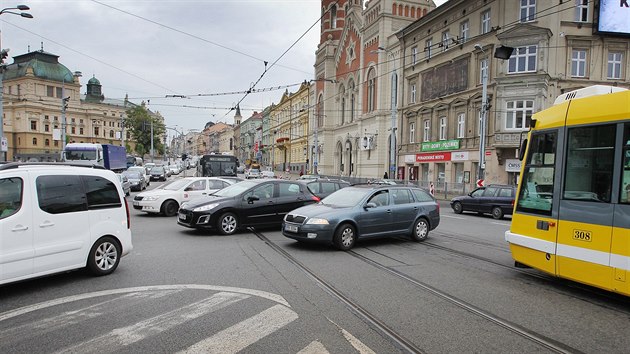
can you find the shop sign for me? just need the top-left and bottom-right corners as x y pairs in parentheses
(404, 154), (416, 163)
(451, 151), (469, 161)
(421, 139), (460, 152)
(505, 159), (522, 172)
(416, 152), (451, 162)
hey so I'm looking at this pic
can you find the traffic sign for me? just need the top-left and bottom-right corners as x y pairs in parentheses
(0, 137), (7, 152)
(485, 151), (491, 156)
(476, 179), (484, 187)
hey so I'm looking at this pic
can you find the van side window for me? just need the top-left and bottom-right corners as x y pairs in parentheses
(37, 175), (88, 214)
(82, 176), (121, 209)
(0, 177), (23, 219)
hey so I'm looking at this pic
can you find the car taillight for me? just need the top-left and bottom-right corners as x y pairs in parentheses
(311, 195), (321, 202)
(124, 198), (130, 229)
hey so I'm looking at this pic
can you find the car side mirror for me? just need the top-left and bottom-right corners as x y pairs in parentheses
(364, 202), (377, 209)
(247, 196), (260, 204)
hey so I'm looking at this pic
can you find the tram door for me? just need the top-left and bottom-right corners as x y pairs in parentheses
(611, 124), (630, 295)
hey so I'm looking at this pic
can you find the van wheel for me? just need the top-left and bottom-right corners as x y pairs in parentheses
(411, 218), (429, 242)
(452, 202), (463, 214)
(87, 237), (120, 276)
(162, 200), (179, 217)
(217, 212), (238, 235)
(492, 207), (504, 220)
(334, 223), (356, 251)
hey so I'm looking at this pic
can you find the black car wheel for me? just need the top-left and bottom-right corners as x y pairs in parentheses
(411, 218), (429, 242)
(334, 223), (356, 251)
(87, 236), (120, 276)
(452, 201), (463, 214)
(217, 212), (238, 235)
(492, 206), (504, 220)
(161, 200), (179, 217)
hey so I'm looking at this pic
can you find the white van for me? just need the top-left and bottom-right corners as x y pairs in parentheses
(0, 162), (133, 285)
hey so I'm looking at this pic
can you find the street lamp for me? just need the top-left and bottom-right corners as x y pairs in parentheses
(474, 43), (489, 184)
(376, 46), (398, 177)
(0, 5), (32, 161)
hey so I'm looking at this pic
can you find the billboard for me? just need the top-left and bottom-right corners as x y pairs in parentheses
(596, 0), (630, 36)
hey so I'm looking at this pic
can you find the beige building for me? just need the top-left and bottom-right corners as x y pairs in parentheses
(201, 121), (232, 155)
(397, 0), (630, 189)
(2, 50), (162, 162)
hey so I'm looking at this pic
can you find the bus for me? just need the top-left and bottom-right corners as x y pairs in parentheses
(197, 154), (239, 177)
(505, 85), (630, 296)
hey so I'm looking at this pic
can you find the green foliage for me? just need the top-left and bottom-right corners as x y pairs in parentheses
(125, 105), (165, 156)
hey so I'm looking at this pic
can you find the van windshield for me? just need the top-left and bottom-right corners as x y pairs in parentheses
(65, 150), (97, 161)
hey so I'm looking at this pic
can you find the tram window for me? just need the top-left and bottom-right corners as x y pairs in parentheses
(516, 132), (556, 215)
(564, 125), (615, 203)
(619, 125), (630, 203)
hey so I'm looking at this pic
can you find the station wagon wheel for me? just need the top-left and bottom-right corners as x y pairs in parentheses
(218, 212), (238, 235)
(161, 200), (179, 217)
(411, 218), (429, 242)
(452, 201), (463, 214)
(87, 236), (121, 276)
(492, 206), (504, 220)
(334, 223), (356, 251)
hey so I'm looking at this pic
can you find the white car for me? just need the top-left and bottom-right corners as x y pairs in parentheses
(127, 166), (150, 186)
(246, 168), (261, 179)
(260, 170), (276, 179)
(0, 162), (133, 285)
(132, 177), (237, 216)
(168, 164), (181, 175)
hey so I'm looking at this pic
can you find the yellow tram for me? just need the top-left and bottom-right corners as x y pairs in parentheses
(506, 85), (630, 296)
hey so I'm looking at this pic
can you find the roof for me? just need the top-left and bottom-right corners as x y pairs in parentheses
(4, 50), (74, 83)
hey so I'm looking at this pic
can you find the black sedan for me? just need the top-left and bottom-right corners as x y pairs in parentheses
(177, 179), (320, 234)
(450, 184), (515, 219)
(149, 166), (168, 181)
(282, 184), (440, 250)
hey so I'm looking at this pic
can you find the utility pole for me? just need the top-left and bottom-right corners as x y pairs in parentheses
(475, 44), (488, 186)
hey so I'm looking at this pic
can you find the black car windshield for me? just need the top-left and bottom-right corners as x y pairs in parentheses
(320, 188), (370, 207)
(212, 180), (260, 197)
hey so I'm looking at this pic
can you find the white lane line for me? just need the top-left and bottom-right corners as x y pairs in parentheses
(55, 292), (249, 354)
(441, 214), (466, 220)
(491, 222), (510, 227)
(297, 341), (330, 354)
(180, 304), (298, 354)
(327, 318), (376, 354)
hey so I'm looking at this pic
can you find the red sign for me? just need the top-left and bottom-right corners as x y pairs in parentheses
(476, 179), (484, 187)
(415, 152), (451, 162)
(485, 151), (491, 156)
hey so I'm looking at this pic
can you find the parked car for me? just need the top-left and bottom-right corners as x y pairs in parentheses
(133, 177), (238, 216)
(144, 162), (156, 175)
(283, 184), (440, 250)
(116, 173), (131, 196)
(297, 178), (350, 199)
(0, 162), (133, 285)
(149, 166), (168, 181)
(168, 164), (181, 175)
(450, 184), (516, 219)
(127, 166), (150, 186)
(122, 170), (147, 191)
(246, 168), (261, 179)
(177, 179), (320, 234)
(260, 170), (276, 179)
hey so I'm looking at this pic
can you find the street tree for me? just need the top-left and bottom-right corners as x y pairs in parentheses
(125, 104), (165, 157)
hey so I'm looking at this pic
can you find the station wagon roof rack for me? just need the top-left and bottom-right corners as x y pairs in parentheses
(0, 162), (107, 171)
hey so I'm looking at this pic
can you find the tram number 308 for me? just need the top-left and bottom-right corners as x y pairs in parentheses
(573, 229), (592, 242)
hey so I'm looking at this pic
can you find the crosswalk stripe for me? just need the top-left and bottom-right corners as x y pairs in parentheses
(297, 341), (330, 354)
(180, 304), (298, 353)
(54, 292), (249, 353)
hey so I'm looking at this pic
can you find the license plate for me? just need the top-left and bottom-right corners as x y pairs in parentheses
(285, 224), (298, 233)
(178, 213), (187, 221)
(133, 201), (140, 206)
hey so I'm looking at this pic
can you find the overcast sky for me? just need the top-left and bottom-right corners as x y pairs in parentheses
(1, 0), (447, 137)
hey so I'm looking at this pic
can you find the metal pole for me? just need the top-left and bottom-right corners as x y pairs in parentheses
(478, 55), (488, 183)
(390, 55), (397, 178)
(0, 63), (4, 161)
(61, 80), (67, 151)
(150, 118), (154, 163)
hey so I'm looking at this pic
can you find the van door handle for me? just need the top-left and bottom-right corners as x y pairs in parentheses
(40, 221), (55, 228)
(12, 225), (28, 231)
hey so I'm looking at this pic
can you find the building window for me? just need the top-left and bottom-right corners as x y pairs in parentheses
(520, 0), (536, 22)
(54, 116), (58, 121)
(94, 127), (100, 136)
(44, 124), (49, 132)
(480, 58), (489, 84)
(30, 120), (37, 130)
(54, 140), (59, 147)
(109, 130), (114, 138)
(575, 0), (588, 22)
(460, 20), (469, 43)
(341, 96), (346, 125)
(508, 45), (537, 74)
(481, 9), (491, 34)
(506, 100), (534, 130)
(367, 68), (376, 112)
(412, 46), (418, 65)
(439, 117), (447, 140)
(410, 83), (417, 103)
(350, 92), (355, 122)
(80, 128), (84, 135)
(409, 122), (416, 143)
(441, 30), (450, 52)
(330, 4), (337, 29)
(571, 49), (587, 77)
(56, 87), (63, 98)
(423, 120), (430, 141)
(45, 139), (50, 146)
(457, 113), (466, 138)
(80, 119), (83, 124)
(425, 38), (432, 59)
(47, 85), (54, 97)
(32, 137), (37, 145)
(71, 118), (75, 124)
(71, 126), (76, 134)
(607, 51), (623, 79)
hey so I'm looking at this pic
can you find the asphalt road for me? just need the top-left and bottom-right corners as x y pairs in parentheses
(1, 176), (630, 353)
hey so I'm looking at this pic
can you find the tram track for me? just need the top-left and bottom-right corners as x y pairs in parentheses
(254, 230), (581, 354)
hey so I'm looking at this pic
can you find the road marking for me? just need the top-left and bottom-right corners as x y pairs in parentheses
(491, 222), (510, 227)
(297, 341), (330, 354)
(55, 292), (249, 353)
(0, 284), (290, 322)
(328, 318), (376, 354)
(442, 214), (466, 220)
(179, 304), (298, 353)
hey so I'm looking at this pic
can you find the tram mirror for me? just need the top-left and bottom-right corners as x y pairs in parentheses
(518, 139), (528, 161)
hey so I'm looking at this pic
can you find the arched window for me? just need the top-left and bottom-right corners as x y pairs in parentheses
(109, 130), (114, 138)
(341, 97), (346, 125)
(32, 137), (37, 145)
(349, 80), (356, 122)
(367, 68), (377, 112)
(330, 5), (338, 29)
(45, 139), (50, 146)
(317, 94), (324, 128)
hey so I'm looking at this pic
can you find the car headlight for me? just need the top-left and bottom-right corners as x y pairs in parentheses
(306, 218), (329, 225)
(143, 196), (160, 201)
(193, 203), (219, 212)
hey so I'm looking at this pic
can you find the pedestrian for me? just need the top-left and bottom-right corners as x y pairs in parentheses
(383, 171), (389, 179)
(299, 169), (303, 177)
